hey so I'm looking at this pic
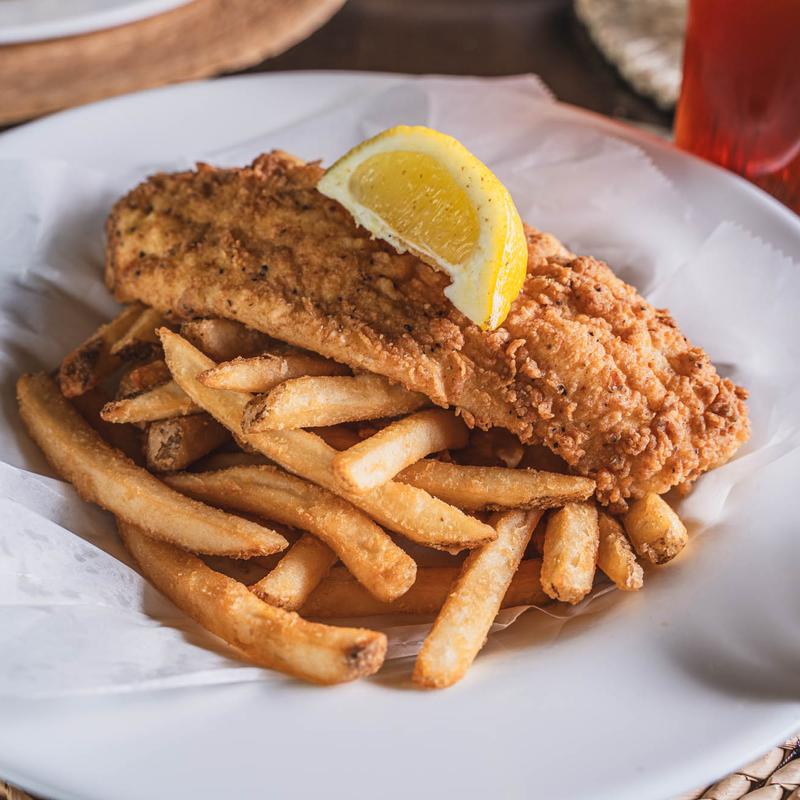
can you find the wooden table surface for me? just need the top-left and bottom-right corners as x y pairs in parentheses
(244, 0), (673, 129)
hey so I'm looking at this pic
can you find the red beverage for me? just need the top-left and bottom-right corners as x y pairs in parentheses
(674, 0), (800, 214)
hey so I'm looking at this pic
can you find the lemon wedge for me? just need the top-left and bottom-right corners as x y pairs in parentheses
(317, 125), (527, 330)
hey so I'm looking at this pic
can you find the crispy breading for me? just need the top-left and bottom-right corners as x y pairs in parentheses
(105, 152), (750, 505)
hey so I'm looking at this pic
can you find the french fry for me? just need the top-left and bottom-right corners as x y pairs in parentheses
(119, 522), (386, 685)
(252, 534), (338, 610)
(311, 425), (363, 451)
(302, 558), (548, 619)
(242, 374), (429, 432)
(624, 493), (688, 565)
(458, 428), (525, 468)
(70, 386), (144, 465)
(164, 466), (417, 602)
(529, 513), (547, 556)
(540, 502), (599, 604)
(488, 431), (525, 468)
(396, 460), (596, 511)
(193, 451), (271, 471)
(199, 352), (349, 393)
(145, 414), (230, 472)
(17, 373), (288, 557)
(519, 443), (569, 474)
(355, 420), (393, 437)
(101, 380), (199, 423)
(333, 410), (469, 492)
(180, 318), (273, 361)
(109, 307), (165, 361)
(159, 329), (496, 551)
(58, 304), (143, 396)
(412, 510), (543, 689)
(597, 512), (644, 591)
(254, 436), (496, 551)
(201, 554), (277, 585)
(117, 359), (171, 398)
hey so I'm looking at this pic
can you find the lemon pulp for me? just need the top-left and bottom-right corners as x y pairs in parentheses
(350, 152), (480, 266)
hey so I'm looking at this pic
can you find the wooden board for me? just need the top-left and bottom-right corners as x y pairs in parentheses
(0, 0), (346, 126)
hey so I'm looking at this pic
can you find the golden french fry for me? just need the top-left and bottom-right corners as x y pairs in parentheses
(199, 352), (349, 393)
(519, 444), (569, 473)
(164, 465), (417, 602)
(180, 318), (273, 362)
(58, 304), (143, 397)
(310, 425), (363, 451)
(529, 512), (547, 556)
(540, 502), (599, 604)
(119, 521), (386, 685)
(597, 512), (644, 591)
(396, 460), (595, 511)
(488, 431), (525, 468)
(192, 451), (271, 471)
(260, 434), (496, 551)
(624, 493), (688, 565)
(459, 428), (525, 468)
(17, 373), (287, 557)
(201, 554), (277, 585)
(252, 534), (338, 610)
(145, 414), (230, 472)
(109, 307), (165, 361)
(159, 329), (496, 551)
(242, 374), (429, 432)
(70, 386), (144, 465)
(333, 409), (469, 492)
(355, 421), (393, 437)
(101, 380), (199, 423)
(412, 510), (543, 689)
(204, 551), (293, 581)
(302, 558), (548, 619)
(117, 359), (171, 398)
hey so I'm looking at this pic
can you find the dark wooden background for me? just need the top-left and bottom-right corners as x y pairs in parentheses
(242, 0), (671, 129)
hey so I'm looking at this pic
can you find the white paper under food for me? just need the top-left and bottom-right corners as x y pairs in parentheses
(1, 75), (798, 696)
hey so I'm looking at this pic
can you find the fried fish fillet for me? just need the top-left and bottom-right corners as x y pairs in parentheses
(106, 152), (750, 506)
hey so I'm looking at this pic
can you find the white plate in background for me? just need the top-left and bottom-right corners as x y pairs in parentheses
(0, 0), (192, 44)
(0, 73), (798, 800)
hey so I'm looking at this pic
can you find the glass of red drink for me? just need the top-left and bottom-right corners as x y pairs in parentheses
(674, 0), (800, 214)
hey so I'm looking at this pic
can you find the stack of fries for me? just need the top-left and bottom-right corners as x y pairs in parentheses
(17, 304), (690, 688)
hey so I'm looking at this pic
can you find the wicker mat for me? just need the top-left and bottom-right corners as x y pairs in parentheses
(575, 0), (686, 110)
(1, 737), (798, 799)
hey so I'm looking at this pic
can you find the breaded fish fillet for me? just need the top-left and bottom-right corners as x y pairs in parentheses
(106, 152), (749, 506)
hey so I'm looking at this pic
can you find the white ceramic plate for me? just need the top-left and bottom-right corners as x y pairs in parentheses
(0, 0), (192, 44)
(0, 73), (798, 800)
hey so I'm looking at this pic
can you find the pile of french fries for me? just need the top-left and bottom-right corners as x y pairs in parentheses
(16, 304), (689, 688)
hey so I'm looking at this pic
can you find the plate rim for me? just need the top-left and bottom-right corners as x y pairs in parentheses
(0, 0), (193, 45)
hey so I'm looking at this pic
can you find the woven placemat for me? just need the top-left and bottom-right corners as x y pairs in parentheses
(675, 738), (800, 800)
(575, 0), (686, 110)
(2, 736), (798, 799)
(0, 783), (33, 800)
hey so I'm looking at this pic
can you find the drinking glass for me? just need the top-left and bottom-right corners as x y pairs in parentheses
(674, 0), (800, 214)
